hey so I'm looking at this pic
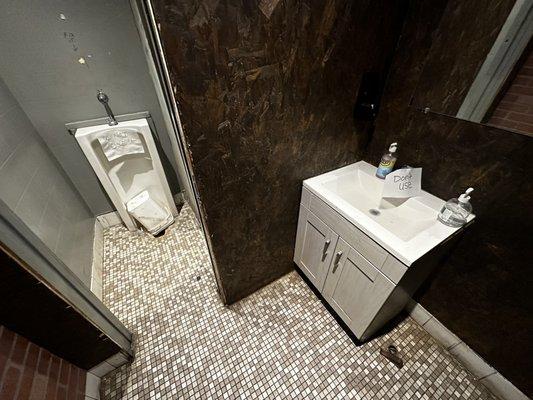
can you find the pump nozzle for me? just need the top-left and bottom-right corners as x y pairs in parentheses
(459, 187), (474, 203)
(389, 142), (398, 153)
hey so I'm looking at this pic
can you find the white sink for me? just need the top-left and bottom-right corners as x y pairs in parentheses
(304, 161), (474, 265)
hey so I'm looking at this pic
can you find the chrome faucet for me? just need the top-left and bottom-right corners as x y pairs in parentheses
(96, 90), (118, 126)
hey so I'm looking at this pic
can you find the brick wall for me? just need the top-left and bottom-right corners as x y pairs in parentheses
(0, 325), (85, 399)
(488, 48), (533, 136)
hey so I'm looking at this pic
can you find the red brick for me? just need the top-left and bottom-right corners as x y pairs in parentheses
(0, 327), (73, 400)
(56, 385), (67, 400)
(490, 117), (533, 135)
(10, 335), (28, 366)
(516, 94), (533, 105)
(28, 374), (48, 400)
(0, 366), (22, 400)
(77, 368), (86, 397)
(44, 357), (60, 400)
(0, 327), (15, 357)
(508, 121), (533, 135)
(36, 350), (51, 376)
(0, 327), (15, 379)
(67, 366), (79, 398)
(488, 117), (509, 128)
(58, 360), (70, 385)
(500, 93), (519, 103)
(16, 343), (40, 400)
(25, 343), (40, 370)
(497, 100), (531, 112)
(514, 76), (533, 87)
(507, 111), (533, 125)
(521, 66), (533, 76)
(507, 84), (533, 97)
(490, 109), (508, 119)
(0, 350), (6, 381)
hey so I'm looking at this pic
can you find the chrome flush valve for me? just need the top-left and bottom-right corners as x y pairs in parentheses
(97, 90), (118, 126)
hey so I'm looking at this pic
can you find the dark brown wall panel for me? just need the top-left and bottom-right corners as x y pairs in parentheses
(0, 247), (120, 370)
(153, 0), (407, 303)
(365, 0), (533, 396)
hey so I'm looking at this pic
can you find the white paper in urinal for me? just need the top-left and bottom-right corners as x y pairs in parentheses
(382, 168), (422, 198)
(97, 128), (145, 161)
(127, 191), (174, 235)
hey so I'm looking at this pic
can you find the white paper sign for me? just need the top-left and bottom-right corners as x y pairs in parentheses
(382, 168), (422, 198)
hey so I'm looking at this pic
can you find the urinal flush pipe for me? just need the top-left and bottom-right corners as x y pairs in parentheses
(97, 90), (118, 126)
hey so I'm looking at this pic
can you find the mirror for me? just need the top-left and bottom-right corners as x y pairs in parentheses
(411, 1), (533, 136)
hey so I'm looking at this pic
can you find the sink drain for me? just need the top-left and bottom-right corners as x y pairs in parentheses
(369, 209), (381, 216)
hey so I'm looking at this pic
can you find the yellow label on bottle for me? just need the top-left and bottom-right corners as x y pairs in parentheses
(379, 159), (393, 168)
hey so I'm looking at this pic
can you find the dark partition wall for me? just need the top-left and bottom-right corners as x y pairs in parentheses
(152, 0), (407, 303)
(0, 246), (120, 370)
(365, 0), (533, 396)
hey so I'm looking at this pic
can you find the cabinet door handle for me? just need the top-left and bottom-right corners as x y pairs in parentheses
(332, 251), (343, 273)
(321, 239), (331, 261)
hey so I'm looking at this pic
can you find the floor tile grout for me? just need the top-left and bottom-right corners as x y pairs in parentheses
(100, 202), (497, 400)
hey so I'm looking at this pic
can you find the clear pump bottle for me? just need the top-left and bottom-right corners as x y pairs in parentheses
(437, 188), (474, 227)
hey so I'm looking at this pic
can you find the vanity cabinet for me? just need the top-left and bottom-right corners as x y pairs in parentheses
(294, 206), (339, 291)
(294, 162), (470, 341)
(322, 238), (395, 339)
(295, 188), (419, 340)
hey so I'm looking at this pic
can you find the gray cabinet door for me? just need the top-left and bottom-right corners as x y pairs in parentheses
(294, 206), (338, 291)
(322, 238), (395, 339)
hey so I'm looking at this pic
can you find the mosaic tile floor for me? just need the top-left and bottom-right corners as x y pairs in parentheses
(100, 203), (497, 400)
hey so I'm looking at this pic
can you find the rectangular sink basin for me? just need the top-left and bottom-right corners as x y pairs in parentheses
(304, 161), (474, 265)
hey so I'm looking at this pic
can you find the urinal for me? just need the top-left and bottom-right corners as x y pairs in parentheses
(75, 118), (177, 233)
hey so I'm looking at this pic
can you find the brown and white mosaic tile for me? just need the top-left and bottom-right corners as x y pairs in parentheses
(100, 203), (496, 399)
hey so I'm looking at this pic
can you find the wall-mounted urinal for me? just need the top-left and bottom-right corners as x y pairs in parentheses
(75, 117), (178, 235)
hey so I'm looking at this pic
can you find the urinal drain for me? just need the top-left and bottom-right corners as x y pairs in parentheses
(369, 209), (381, 216)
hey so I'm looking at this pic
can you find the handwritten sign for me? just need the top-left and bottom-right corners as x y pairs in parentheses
(382, 168), (422, 198)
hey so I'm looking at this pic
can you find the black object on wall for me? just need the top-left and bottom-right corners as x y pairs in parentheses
(0, 244), (120, 370)
(354, 72), (382, 121)
(152, 0), (408, 304)
(365, 0), (533, 396)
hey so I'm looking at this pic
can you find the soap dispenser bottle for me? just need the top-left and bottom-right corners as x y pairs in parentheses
(437, 188), (474, 227)
(376, 142), (398, 179)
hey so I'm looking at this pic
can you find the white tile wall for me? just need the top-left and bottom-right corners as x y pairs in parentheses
(85, 351), (130, 399)
(96, 211), (122, 229)
(89, 352), (130, 378)
(0, 77), (95, 288)
(407, 300), (529, 400)
(480, 373), (530, 400)
(449, 343), (496, 379)
(89, 362), (116, 378)
(85, 372), (101, 400)
(91, 219), (104, 300)
(422, 315), (462, 349)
